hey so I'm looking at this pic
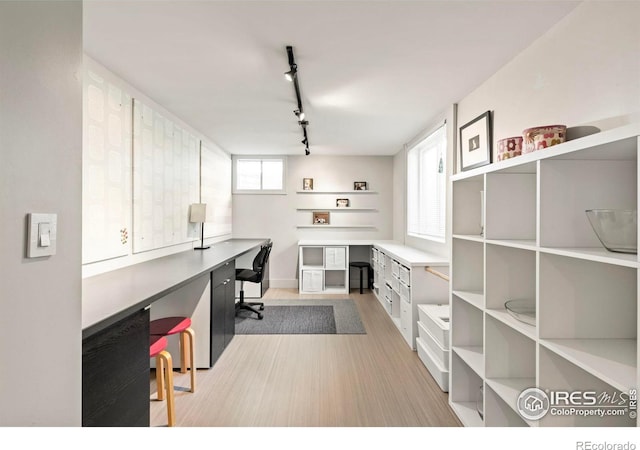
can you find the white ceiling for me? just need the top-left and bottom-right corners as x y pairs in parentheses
(83, 1), (579, 156)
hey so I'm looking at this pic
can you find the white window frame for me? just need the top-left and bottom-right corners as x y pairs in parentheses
(232, 155), (287, 194)
(406, 123), (447, 243)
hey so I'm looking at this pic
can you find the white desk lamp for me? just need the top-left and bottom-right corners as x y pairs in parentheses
(189, 203), (210, 250)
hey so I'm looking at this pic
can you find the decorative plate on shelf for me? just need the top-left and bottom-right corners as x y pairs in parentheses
(504, 299), (536, 326)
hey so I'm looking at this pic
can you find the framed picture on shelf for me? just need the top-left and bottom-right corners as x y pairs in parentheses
(313, 211), (330, 225)
(353, 181), (367, 191)
(459, 110), (492, 171)
(303, 178), (314, 190)
(336, 198), (350, 208)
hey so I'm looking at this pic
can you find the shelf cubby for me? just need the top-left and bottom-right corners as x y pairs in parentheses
(484, 384), (530, 427)
(539, 346), (636, 427)
(539, 159), (637, 249)
(452, 174), (484, 237)
(450, 352), (484, 427)
(451, 295), (484, 377)
(485, 316), (536, 420)
(485, 171), (536, 241)
(539, 253), (636, 341)
(452, 238), (484, 296)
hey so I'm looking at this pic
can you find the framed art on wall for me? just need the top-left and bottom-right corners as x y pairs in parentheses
(303, 178), (314, 190)
(459, 110), (492, 171)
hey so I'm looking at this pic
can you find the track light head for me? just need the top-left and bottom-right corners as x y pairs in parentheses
(301, 138), (308, 145)
(284, 65), (297, 82)
(294, 109), (305, 121)
(305, 148), (310, 156)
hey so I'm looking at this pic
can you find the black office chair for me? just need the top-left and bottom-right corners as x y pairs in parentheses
(235, 241), (273, 320)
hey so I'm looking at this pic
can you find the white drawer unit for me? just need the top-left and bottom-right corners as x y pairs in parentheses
(417, 304), (450, 349)
(418, 321), (449, 370)
(390, 275), (400, 293)
(417, 337), (449, 392)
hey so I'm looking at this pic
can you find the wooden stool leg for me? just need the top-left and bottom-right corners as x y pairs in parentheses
(156, 354), (165, 401)
(180, 331), (188, 373)
(185, 327), (196, 393)
(159, 350), (175, 427)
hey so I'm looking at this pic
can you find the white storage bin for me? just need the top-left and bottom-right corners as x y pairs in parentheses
(417, 304), (450, 349)
(391, 260), (400, 278)
(416, 337), (449, 392)
(384, 296), (392, 314)
(383, 283), (392, 300)
(372, 248), (378, 262)
(399, 265), (410, 286)
(325, 246), (346, 269)
(418, 321), (449, 369)
(399, 282), (410, 301)
(391, 276), (400, 293)
(302, 270), (323, 292)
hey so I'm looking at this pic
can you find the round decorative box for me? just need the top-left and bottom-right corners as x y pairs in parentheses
(522, 124), (567, 153)
(497, 136), (523, 161)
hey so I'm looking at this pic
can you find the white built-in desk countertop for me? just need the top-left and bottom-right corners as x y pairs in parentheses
(297, 239), (449, 268)
(82, 238), (267, 337)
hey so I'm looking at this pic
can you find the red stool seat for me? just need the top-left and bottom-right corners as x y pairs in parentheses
(150, 335), (168, 357)
(150, 317), (191, 336)
(150, 316), (196, 393)
(149, 335), (175, 426)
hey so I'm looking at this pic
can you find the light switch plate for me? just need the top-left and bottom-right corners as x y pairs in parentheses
(27, 213), (57, 258)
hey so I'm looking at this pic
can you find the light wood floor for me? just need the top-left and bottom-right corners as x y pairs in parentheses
(150, 288), (461, 427)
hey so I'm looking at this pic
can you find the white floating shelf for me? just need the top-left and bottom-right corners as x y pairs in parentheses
(296, 190), (378, 194)
(296, 208), (378, 211)
(296, 225), (376, 228)
(539, 338), (637, 392)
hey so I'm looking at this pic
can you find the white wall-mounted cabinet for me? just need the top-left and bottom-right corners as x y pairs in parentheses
(449, 123), (640, 427)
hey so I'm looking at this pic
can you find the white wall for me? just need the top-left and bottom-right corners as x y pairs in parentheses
(456, 1), (640, 167)
(81, 57), (233, 277)
(233, 155), (394, 288)
(0, 2), (82, 425)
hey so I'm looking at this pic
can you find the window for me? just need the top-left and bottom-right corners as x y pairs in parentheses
(233, 156), (286, 193)
(407, 124), (447, 241)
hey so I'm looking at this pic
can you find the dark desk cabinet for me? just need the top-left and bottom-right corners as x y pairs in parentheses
(210, 261), (235, 367)
(82, 308), (150, 427)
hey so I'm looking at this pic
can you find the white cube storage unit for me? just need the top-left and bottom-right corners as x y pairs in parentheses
(449, 123), (640, 427)
(299, 244), (349, 294)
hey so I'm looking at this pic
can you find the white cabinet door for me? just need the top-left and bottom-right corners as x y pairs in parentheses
(325, 246), (346, 269)
(302, 270), (323, 292)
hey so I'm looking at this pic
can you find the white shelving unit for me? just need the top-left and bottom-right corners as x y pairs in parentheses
(296, 190), (379, 194)
(449, 123), (640, 427)
(298, 244), (349, 294)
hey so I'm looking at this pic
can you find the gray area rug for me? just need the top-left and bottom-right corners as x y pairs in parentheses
(235, 299), (366, 335)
